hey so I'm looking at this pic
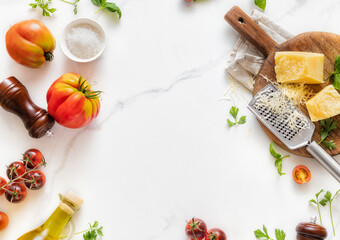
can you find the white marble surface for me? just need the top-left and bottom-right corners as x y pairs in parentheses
(0, 0), (340, 239)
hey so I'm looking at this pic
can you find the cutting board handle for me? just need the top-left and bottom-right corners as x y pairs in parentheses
(225, 6), (277, 57)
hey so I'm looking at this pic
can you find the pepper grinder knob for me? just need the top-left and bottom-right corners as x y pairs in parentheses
(296, 217), (327, 240)
(0, 76), (55, 138)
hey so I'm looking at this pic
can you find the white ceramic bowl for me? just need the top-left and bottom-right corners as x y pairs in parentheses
(60, 18), (106, 63)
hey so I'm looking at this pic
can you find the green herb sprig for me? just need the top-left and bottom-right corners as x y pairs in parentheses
(60, 0), (80, 14)
(227, 106), (246, 127)
(318, 118), (337, 150)
(254, 0), (266, 10)
(322, 190), (340, 236)
(326, 55), (340, 90)
(91, 0), (122, 19)
(29, 0), (56, 17)
(269, 142), (289, 176)
(254, 225), (286, 240)
(60, 221), (104, 240)
(309, 189), (327, 226)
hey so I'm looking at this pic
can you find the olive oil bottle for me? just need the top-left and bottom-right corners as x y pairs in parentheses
(17, 191), (83, 240)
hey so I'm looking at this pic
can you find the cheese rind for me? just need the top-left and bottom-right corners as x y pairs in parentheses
(275, 52), (324, 84)
(306, 85), (340, 121)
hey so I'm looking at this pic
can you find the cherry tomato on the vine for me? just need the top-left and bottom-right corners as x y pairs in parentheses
(0, 212), (9, 231)
(5, 183), (27, 203)
(25, 170), (46, 190)
(22, 148), (45, 169)
(6, 162), (26, 181)
(205, 228), (227, 240)
(292, 165), (311, 184)
(185, 218), (207, 240)
(0, 177), (7, 195)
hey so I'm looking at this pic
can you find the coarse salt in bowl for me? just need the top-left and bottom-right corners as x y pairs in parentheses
(61, 18), (106, 63)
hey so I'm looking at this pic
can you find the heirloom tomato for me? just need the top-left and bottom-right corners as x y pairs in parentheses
(6, 19), (55, 68)
(205, 228), (227, 240)
(47, 73), (101, 128)
(185, 218), (207, 240)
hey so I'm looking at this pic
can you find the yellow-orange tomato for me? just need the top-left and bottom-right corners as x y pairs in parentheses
(292, 165), (311, 184)
(47, 73), (101, 129)
(6, 19), (56, 68)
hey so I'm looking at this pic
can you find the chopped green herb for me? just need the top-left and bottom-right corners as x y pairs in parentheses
(227, 106), (246, 127)
(318, 118), (337, 150)
(254, 0), (266, 10)
(29, 0), (56, 17)
(60, 221), (104, 240)
(269, 142), (288, 176)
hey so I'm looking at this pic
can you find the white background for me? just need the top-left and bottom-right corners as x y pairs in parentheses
(0, 0), (340, 239)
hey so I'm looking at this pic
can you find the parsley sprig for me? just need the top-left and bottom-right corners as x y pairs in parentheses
(323, 190), (340, 236)
(254, 225), (286, 240)
(309, 189), (327, 226)
(326, 55), (340, 90)
(269, 142), (289, 176)
(227, 106), (246, 127)
(91, 0), (122, 19)
(254, 0), (266, 10)
(60, 221), (104, 240)
(60, 0), (80, 14)
(318, 118), (337, 150)
(29, 0), (56, 17)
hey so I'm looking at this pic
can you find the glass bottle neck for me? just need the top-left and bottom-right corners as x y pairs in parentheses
(41, 203), (74, 238)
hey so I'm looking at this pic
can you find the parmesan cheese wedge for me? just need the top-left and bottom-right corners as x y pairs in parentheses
(306, 85), (340, 121)
(275, 52), (324, 84)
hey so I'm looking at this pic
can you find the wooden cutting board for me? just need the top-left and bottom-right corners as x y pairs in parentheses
(225, 6), (340, 157)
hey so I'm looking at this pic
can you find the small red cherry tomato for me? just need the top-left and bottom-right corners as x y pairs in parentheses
(22, 148), (46, 169)
(205, 228), (227, 240)
(25, 170), (46, 190)
(185, 218), (207, 240)
(0, 212), (9, 231)
(5, 183), (27, 203)
(292, 165), (311, 184)
(0, 177), (7, 196)
(6, 162), (26, 181)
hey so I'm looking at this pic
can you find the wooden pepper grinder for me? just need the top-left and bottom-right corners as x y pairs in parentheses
(296, 217), (327, 240)
(0, 76), (55, 138)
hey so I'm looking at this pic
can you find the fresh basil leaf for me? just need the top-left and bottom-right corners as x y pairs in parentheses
(254, 0), (266, 10)
(333, 73), (340, 90)
(104, 2), (121, 18)
(269, 142), (281, 159)
(91, 0), (102, 6)
(335, 55), (340, 73)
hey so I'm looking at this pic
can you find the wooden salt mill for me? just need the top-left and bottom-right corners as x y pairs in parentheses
(0, 76), (55, 138)
(296, 217), (327, 240)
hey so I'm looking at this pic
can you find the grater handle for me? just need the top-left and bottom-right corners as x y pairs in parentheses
(306, 141), (340, 183)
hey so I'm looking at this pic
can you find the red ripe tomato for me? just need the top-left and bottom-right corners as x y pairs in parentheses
(46, 73), (101, 129)
(0, 212), (9, 231)
(185, 218), (207, 240)
(6, 162), (26, 181)
(22, 148), (46, 169)
(205, 228), (227, 240)
(0, 177), (7, 196)
(25, 170), (46, 190)
(5, 183), (27, 203)
(6, 19), (55, 68)
(293, 165), (311, 184)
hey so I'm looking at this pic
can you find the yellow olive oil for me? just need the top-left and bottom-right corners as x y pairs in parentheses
(17, 192), (83, 240)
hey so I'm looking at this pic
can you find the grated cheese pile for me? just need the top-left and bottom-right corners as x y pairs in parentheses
(254, 86), (310, 131)
(260, 74), (315, 106)
(66, 24), (104, 59)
